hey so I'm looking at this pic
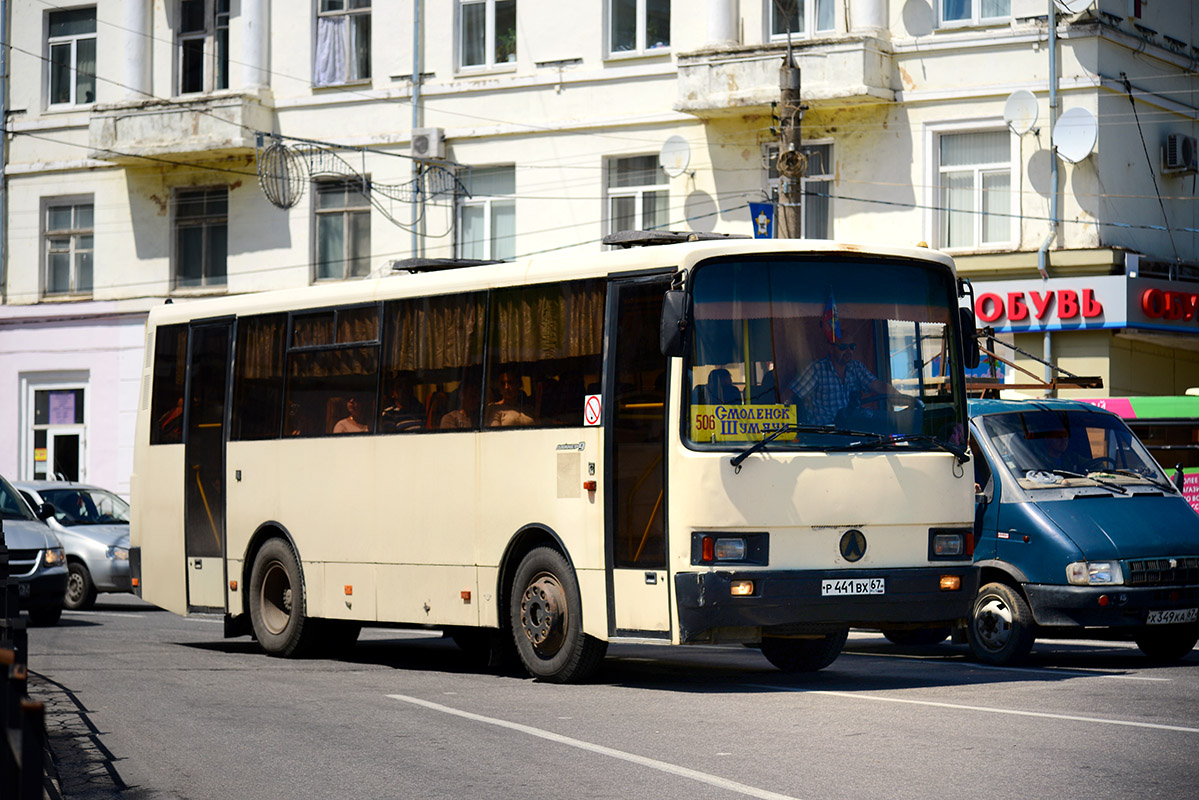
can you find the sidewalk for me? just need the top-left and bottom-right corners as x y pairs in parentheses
(29, 673), (125, 800)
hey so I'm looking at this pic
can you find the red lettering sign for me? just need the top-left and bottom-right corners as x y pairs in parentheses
(976, 293), (1003, 323)
(1081, 288), (1103, 318)
(1029, 290), (1053, 319)
(1142, 288), (1199, 321)
(1007, 292), (1028, 321)
(1058, 290), (1079, 319)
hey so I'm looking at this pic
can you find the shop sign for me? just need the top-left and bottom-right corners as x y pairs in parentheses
(971, 276), (1126, 333)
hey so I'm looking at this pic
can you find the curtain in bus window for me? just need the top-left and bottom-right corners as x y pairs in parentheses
(232, 314), (286, 440)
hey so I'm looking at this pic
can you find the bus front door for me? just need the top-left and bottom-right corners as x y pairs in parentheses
(606, 276), (671, 636)
(183, 320), (231, 612)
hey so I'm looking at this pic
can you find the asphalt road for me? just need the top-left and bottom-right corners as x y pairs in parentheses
(26, 596), (1199, 800)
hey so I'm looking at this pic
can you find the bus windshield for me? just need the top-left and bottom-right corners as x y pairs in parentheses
(686, 256), (966, 449)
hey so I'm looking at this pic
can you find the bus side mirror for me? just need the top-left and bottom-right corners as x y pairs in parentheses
(660, 290), (691, 358)
(959, 307), (980, 370)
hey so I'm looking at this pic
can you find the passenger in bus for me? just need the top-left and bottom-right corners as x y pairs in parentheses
(333, 396), (370, 434)
(787, 332), (898, 426)
(380, 373), (424, 432)
(157, 396), (184, 442)
(486, 369), (534, 427)
(440, 379), (481, 429)
(695, 368), (742, 405)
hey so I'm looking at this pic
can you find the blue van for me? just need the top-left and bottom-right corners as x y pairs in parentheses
(966, 398), (1199, 665)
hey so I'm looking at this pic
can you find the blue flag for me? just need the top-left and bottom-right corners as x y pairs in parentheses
(749, 203), (774, 239)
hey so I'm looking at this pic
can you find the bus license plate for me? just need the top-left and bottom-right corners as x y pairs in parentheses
(1147, 608), (1198, 625)
(821, 578), (885, 596)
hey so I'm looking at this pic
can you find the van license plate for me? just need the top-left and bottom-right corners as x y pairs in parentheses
(1147, 608), (1198, 625)
(822, 578), (885, 596)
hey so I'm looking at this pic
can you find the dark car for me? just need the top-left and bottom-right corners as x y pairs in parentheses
(967, 398), (1199, 665)
(1, 474), (68, 626)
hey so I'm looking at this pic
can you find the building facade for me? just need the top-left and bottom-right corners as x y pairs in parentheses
(1, 0), (1197, 493)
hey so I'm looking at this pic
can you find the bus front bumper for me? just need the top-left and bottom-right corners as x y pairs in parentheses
(674, 566), (979, 643)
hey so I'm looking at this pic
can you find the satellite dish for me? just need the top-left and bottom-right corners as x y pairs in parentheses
(1052, 107), (1098, 163)
(1004, 90), (1039, 136)
(1053, 0), (1093, 13)
(659, 135), (691, 177)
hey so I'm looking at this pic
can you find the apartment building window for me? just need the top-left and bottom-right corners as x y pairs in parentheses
(459, 0), (516, 70)
(459, 167), (516, 261)
(44, 200), (94, 297)
(938, 130), (1012, 250)
(941, 0), (1009, 26)
(314, 0), (371, 86)
(770, 0), (834, 38)
(764, 142), (834, 238)
(178, 0), (230, 94)
(315, 180), (371, 280)
(609, 0), (670, 55)
(607, 156), (668, 235)
(47, 7), (96, 106)
(175, 187), (228, 289)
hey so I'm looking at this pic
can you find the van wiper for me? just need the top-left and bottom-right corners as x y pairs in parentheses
(1049, 469), (1129, 495)
(729, 424), (885, 472)
(847, 433), (970, 465)
(1095, 468), (1172, 492)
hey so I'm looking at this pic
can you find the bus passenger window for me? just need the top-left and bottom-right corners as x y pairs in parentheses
(486, 367), (535, 427)
(150, 324), (188, 445)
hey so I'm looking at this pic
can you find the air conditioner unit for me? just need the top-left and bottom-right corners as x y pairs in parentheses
(410, 127), (445, 160)
(1162, 133), (1198, 175)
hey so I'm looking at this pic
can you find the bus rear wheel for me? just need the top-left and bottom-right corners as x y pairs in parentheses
(249, 538), (318, 658)
(509, 547), (606, 683)
(760, 629), (848, 672)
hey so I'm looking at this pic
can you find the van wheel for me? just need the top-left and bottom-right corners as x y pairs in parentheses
(881, 626), (951, 646)
(1135, 624), (1199, 663)
(65, 562), (98, 611)
(249, 538), (318, 657)
(760, 629), (848, 672)
(509, 547), (607, 683)
(968, 582), (1035, 665)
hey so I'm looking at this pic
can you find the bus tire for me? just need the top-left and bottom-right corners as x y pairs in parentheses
(249, 538), (318, 658)
(968, 581), (1035, 666)
(509, 547), (607, 683)
(760, 629), (848, 672)
(1134, 623), (1199, 663)
(881, 626), (951, 646)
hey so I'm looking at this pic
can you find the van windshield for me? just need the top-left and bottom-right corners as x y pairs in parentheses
(980, 408), (1168, 489)
(0, 477), (35, 522)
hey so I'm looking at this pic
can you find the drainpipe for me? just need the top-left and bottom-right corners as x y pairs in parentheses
(1, 0), (8, 304)
(410, 0), (422, 261)
(1038, 0), (1059, 395)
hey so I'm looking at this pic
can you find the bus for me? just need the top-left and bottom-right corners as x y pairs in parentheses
(1074, 395), (1199, 514)
(130, 235), (980, 682)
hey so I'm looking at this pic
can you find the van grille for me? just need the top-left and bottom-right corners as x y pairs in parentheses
(2, 549), (40, 578)
(1126, 557), (1199, 587)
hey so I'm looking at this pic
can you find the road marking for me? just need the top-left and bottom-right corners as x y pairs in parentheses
(841, 650), (1173, 681)
(745, 685), (1199, 733)
(388, 693), (803, 800)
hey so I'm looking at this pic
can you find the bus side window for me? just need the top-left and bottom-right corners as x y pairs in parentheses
(284, 305), (381, 437)
(231, 314), (287, 440)
(150, 324), (188, 445)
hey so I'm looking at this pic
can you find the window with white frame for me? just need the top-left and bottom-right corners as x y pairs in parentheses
(459, 166), (516, 261)
(314, 0), (371, 86)
(459, 0), (516, 70)
(607, 155), (668, 235)
(315, 180), (372, 280)
(940, 0), (1009, 26)
(770, 0), (834, 38)
(609, 0), (670, 55)
(178, 0), (230, 95)
(44, 200), (94, 297)
(938, 130), (1012, 250)
(764, 142), (834, 238)
(174, 187), (228, 289)
(47, 7), (96, 106)
(26, 380), (88, 483)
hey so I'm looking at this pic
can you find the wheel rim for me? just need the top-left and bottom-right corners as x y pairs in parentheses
(519, 571), (568, 657)
(259, 560), (293, 635)
(66, 569), (85, 605)
(974, 595), (1013, 652)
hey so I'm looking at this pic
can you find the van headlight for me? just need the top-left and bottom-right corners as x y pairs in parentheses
(42, 547), (66, 567)
(106, 546), (129, 561)
(1066, 561), (1124, 586)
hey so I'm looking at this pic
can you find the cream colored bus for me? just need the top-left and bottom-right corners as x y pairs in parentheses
(130, 234), (980, 682)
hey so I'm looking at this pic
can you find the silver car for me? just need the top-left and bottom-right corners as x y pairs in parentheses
(15, 481), (132, 611)
(1, 474), (68, 625)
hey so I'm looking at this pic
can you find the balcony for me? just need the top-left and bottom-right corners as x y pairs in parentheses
(88, 92), (273, 164)
(675, 35), (893, 116)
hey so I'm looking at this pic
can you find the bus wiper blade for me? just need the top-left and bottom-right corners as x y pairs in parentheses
(1050, 470), (1129, 495)
(730, 424), (886, 472)
(845, 433), (970, 465)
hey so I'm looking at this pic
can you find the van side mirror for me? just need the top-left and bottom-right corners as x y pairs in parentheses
(660, 290), (692, 358)
(37, 502), (56, 521)
(1173, 464), (1186, 493)
(959, 307), (980, 370)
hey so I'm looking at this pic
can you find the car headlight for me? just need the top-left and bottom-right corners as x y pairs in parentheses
(1066, 561), (1124, 586)
(42, 547), (66, 567)
(106, 546), (129, 561)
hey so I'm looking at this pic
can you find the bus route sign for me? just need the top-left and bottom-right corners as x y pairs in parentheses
(691, 404), (797, 442)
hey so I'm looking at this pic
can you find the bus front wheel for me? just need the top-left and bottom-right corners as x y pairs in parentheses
(760, 629), (848, 672)
(249, 538), (318, 658)
(509, 547), (607, 683)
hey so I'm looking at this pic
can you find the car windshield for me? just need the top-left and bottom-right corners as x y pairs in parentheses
(40, 488), (130, 526)
(980, 409), (1169, 489)
(0, 477), (36, 522)
(685, 255), (966, 451)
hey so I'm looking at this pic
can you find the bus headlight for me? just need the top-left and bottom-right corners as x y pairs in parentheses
(1066, 561), (1124, 586)
(42, 547), (65, 567)
(107, 546), (130, 561)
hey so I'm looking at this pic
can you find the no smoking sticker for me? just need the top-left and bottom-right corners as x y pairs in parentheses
(584, 394), (602, 426)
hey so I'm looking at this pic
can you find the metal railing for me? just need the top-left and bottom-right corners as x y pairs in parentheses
(1, 518), (46, 799)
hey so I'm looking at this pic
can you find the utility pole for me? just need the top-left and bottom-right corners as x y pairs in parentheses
(776, 51), (805, 239)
